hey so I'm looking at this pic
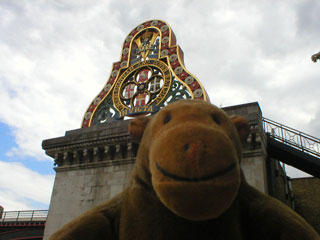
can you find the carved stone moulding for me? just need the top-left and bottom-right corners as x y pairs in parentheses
(48, 142), (137, 171)
(42, 121), (138, 170)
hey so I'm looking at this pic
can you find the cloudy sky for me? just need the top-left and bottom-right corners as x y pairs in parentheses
(0, 0), (319, 211)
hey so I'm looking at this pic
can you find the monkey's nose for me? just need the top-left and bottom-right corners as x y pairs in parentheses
(183, 141), (204, 157)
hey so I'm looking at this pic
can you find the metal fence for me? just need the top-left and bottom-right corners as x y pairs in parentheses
(0, 210), (48, 222)
(262, 117), (320, 157)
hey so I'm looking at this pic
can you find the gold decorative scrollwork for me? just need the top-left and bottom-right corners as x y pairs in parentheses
(81, 19), (209, 128)
(112, 60), (172, 113)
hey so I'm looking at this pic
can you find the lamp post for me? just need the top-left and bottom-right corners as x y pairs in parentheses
(311, 51), (320, 62)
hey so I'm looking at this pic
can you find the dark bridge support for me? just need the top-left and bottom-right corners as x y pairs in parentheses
(267, 134), (320, 178)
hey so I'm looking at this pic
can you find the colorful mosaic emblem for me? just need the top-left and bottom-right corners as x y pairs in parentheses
(82, 20), (209, 127)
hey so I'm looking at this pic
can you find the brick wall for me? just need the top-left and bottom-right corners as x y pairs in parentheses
(291, 177), (320, 234)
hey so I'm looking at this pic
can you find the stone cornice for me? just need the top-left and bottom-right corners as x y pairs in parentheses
(42, 120), (137, 169)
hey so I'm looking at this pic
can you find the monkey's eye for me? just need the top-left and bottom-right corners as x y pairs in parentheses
(163, 114), (171, 124)
(211, 114), (221, 125)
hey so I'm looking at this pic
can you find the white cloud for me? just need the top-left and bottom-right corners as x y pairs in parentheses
(0, 1), (121, 160)
(0, 161), (54, 211)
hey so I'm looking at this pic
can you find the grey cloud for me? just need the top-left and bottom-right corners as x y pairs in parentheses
(308, 111), (320, 137)
(296, 0), (320, 39)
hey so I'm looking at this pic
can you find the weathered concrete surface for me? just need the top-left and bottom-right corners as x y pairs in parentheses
(44, 163), (134, 239)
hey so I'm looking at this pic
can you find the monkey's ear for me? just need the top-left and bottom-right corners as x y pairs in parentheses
(230, 115), (250, 143)
(128, 116), (151, 142)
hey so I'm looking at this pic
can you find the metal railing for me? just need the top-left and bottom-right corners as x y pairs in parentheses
(262, 117), (320, 157)
(0, 210), (48, 222)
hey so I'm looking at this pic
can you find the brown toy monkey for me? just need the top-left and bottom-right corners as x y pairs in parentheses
(49, 100), (320, 240)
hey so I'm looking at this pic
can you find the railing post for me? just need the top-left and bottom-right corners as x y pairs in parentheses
(280, 123), (285, 143)
(31, 210), (34, 221)
(16, 211), (20, 221)
(299, 133), (304, 152)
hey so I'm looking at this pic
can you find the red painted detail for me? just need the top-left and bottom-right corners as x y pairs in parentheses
(178, 46), (185, 65)
(121, 54), (128, 61)
(179, 71), (188, 80)
(99, 91), (107, 98)
(162, 30), (169, 36)
(89, 104), (95, 111)
(189, 81), (199, 90)
(135, 93), (147, 106)
(161, 43), (168, 49)
(113, 62), (120, 70)
(124, 84), (135, 98)
(131, 29), (138, 36)
(0, 222), (45, 228)
(109, 77), (116, 84)
(83, 121), (88, 127)
(168, 47), (176, 55)
(157, 22), (164, 27)
(144, 21), (151, 27)
(171, 60), (180, 68)
(171, 31), (177, 46)
(137, 69), (149, 82)
(124, 41), (130, 48)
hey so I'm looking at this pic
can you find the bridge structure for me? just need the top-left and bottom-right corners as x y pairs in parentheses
(0, 210), (48, 240)
(263, 117), (320, 178)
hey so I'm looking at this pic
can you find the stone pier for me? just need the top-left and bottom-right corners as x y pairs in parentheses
(42, 101), (272, 239)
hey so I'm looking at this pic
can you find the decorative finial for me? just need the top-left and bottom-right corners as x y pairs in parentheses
(311, 51), (320, 62)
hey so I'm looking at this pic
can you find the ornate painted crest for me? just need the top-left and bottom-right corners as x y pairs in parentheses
(82, 20), (209, 127)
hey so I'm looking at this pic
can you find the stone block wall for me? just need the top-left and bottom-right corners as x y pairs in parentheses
(44, 163), (135, 239)
(223, 102), (268, 193)
(241, 150), (267, 193)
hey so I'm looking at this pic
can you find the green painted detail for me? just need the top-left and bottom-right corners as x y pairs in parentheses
(93, 95), (120, 126)
(92, 77), (191, 125)
(159, 77), (192, 107)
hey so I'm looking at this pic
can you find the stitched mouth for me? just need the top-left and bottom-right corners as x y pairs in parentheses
(155, 162), (236, 182)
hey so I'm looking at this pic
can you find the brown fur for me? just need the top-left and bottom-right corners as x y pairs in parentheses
(49, 100), (320, 240)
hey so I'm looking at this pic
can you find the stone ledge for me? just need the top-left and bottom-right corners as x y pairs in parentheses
(55, 158), (136, 172)
(42, 120), (130, 151)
